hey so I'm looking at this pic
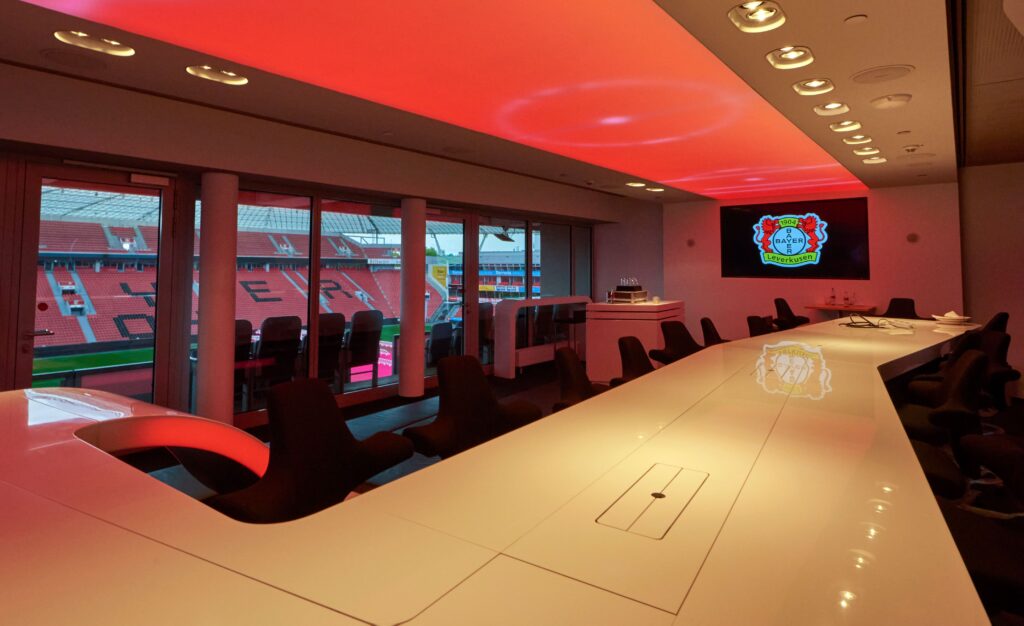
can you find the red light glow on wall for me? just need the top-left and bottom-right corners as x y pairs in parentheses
(28, 0), (866, 199)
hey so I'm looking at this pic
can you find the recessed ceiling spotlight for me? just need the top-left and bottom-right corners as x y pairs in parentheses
(813, 102), (850, 116)
(902, 144), (925, 153)
(766, 46), (814, 70)
(728, 1), (786, 33)
(843, 134), (872, 145)
(186, 65), (249, 86)
(897, 129), (912, 135)
(829, 120), (862, 132)
(53, 30), (135, 57)
(870, 93), (913, 109)
(646, 187), (665, 193)
(863, 156), (888, 165)
(844, 14), (869, 25)
(853, 146), (880, 156)
(626, 182), (646, 188)
(793, 78), (834, 96)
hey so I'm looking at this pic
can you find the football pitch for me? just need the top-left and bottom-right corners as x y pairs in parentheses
(31, 324), (403, 387)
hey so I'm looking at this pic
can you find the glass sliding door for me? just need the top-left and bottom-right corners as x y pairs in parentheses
(30, 178), (166, 400)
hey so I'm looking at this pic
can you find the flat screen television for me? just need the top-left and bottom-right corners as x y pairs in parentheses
(720, 197), (869, 279)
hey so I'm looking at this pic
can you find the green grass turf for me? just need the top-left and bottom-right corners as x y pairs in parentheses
(31, 323), (407, 388)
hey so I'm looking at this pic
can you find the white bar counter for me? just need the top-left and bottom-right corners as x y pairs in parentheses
(0, 319), (987, 625)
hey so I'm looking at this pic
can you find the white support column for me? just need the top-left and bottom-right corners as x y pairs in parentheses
(196, 172), (238, 423)
(399, 198), (426, 397)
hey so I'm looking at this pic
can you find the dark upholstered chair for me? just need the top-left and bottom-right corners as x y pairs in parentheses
(910, 331), (1019, 409)
(881, 297), (923, 319)
(960, 434), (1024, 509)
(553, 347), (608, 412)
(478, 302), (495, 363)
(649, 321), (702, 366)
(700, 317), (728, 346)
(899, 349), (987, 447)
(256, 315), (302, 388)
(911, 440), (968, 501)
(772, 298), (810, 330)
(207, 379), (413, 523)
(403, 356), (542, 458)
(610, 336), (654, 387)
(747, 315), (774, 337)
(303, 312), (346, 384)
(426, 321), (453, 367)
(533, 305), (556, 345)
(344, 309), (383, 386)
(982, 312), (1010, 333)
(908, 331), (983, 407)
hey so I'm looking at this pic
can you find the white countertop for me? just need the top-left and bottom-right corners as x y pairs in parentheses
(0, 319), (986, 625)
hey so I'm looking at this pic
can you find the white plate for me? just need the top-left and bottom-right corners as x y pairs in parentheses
(932, 314), (970, 322)
(933, 317), (971, 325)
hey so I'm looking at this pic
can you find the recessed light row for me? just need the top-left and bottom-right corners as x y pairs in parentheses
(728, 3), (895, 167)
(53, 29), (249, 86)
(625, 182), (665, 193)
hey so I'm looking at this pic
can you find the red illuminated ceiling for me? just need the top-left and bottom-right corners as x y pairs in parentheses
(28, 0), (866, 199)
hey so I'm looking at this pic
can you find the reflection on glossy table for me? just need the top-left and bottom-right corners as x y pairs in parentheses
(0, 319), (987, 625)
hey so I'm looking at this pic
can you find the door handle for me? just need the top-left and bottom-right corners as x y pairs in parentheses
(25, 329), (55, 338)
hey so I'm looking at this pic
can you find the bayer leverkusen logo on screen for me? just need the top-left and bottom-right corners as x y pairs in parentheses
(752, 212), (829, 268)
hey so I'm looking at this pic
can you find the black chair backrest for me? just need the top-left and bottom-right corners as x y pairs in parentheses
(259, 379), (358, 515)
(234, 319), (253, 362)
(982, 312), (1009, 333)
(436, 355), (501, 451)
(618, 336), (655, 381)
(428, 321), (454, 365)
(882, 297), (920, 319)
(347, 309), (383, 367)
(555, 347), (596, 405)
(257, 315), (302, 384)
(478, 302), (495, 342)
(941, 349), (988, 412)
(979, 331), (1011, 369)
(774, 298), (797, 320)
(534, 306), (555, 344)
(661, 320), (702, 357)
(701, 317), (725, 346)
(747, 315), (773, 337)
(315, 313), (346, 379)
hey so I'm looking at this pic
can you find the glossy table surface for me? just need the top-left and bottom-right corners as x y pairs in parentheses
(0, 320), (987, 625)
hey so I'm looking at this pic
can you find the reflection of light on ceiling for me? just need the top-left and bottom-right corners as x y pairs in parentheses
(839, 590), (857, 609)
(24, 0), (866, 200)
(495, 78), (744, 149)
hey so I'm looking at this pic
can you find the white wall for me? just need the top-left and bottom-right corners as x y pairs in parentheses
(595, 205), (665, 299)
(662, 184), (963, 341)
(960, 162), (1024, 393)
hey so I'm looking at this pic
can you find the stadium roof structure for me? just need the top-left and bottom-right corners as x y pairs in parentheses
(40, 185), (496, 236)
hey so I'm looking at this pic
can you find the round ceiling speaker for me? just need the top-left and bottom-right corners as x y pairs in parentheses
(851, 65), (915, 84)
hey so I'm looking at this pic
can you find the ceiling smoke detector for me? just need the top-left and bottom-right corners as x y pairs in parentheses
(851, 65), (915, 84)
(870, 93), (913, 109)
